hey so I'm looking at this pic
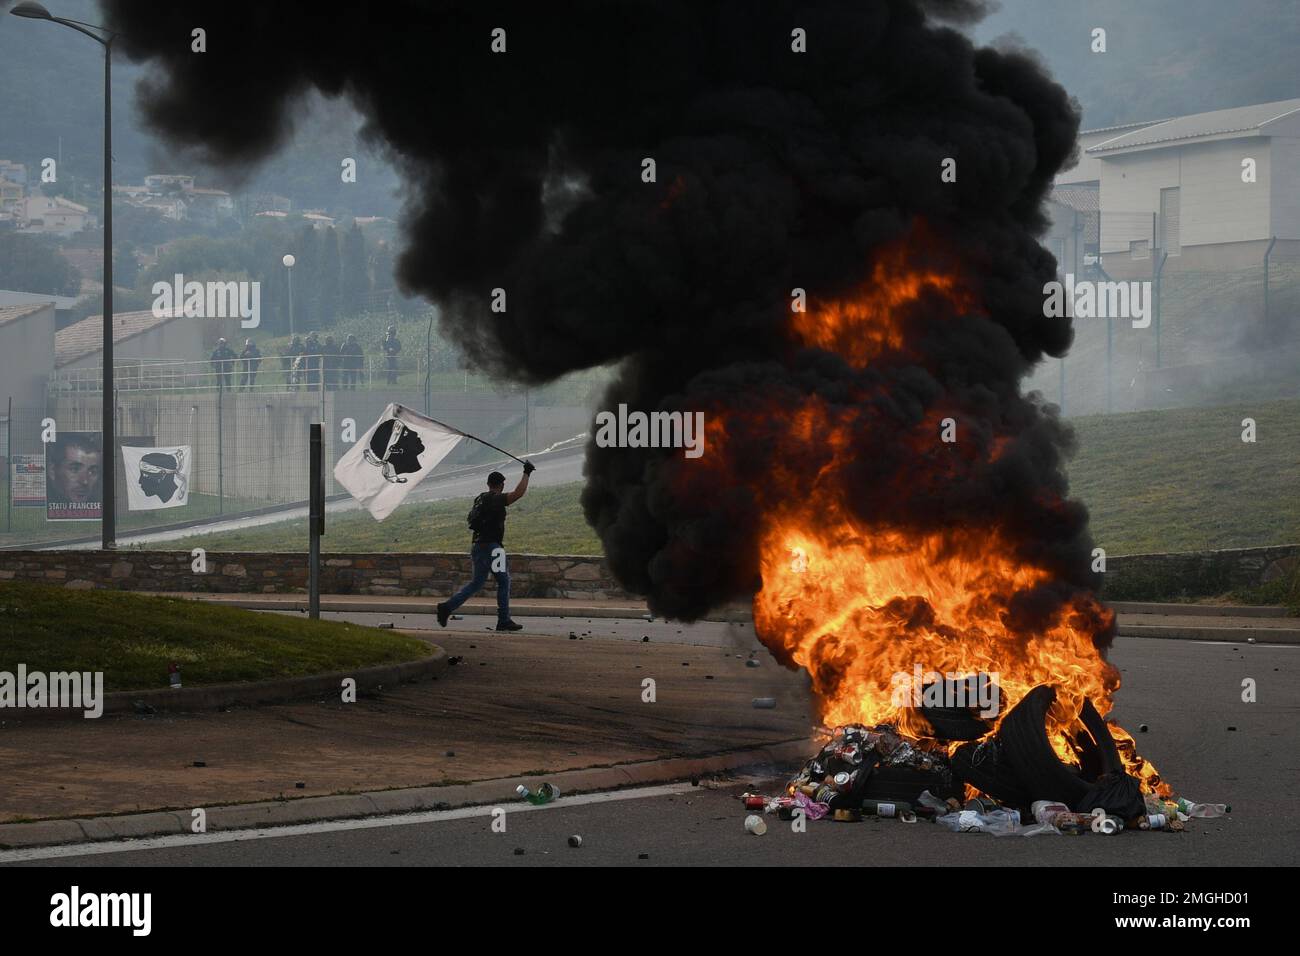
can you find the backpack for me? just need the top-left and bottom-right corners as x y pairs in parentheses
(467, 492), (490, 533)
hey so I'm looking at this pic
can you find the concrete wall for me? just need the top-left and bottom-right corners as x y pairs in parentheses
(0, 303), (55, 408)
(0, 550), (631, 600)
(49, 388), (536, 503)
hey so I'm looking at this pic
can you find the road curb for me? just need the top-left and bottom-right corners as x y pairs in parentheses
(1109, 601), (1289, 618)
(0, 737), (811, 850)
(162, 593), (755, 624)
(1118, 624), (1300, 644)
(0, 649), (448, 722)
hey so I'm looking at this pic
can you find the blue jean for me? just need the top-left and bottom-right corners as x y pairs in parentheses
(445, 541), (510, 624)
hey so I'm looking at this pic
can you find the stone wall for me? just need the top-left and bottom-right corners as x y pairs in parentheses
(0, 550), (631, 600)
(1100, 544), (1300, 601)
(3, 544), (1296, 604)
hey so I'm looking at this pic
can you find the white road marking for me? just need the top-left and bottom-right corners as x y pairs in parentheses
(0, 783), (696, 864)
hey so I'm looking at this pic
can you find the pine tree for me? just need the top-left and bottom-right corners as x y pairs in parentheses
(318, 225), (341, 326)
(341, 222), (370, 316)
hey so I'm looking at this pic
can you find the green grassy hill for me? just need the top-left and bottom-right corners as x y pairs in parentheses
(1067, 398), (1299, 554)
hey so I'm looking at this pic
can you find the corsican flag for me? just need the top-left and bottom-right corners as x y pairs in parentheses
(334, 403), (464, 520)
(121, 445), (192, 511)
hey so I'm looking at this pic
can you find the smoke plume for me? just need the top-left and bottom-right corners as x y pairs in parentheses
(103, 1), (1101, 642)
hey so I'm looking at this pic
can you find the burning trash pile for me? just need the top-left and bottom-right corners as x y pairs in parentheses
(742, 683), (1227, 835)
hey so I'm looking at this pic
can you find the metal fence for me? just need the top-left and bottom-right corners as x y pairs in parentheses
(1, 384), (589, 551)
(1026, 246), (1300, 416)
(47, 354), (488, 395)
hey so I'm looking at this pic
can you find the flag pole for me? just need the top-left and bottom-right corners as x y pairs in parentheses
(393, 403), (528, 465)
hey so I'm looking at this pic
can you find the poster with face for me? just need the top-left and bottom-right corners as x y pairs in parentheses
(121, 445), (192, 510)
(45, 432), (104, 521)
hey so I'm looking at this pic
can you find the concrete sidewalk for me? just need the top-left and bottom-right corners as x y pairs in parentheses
(160, 591), (1300, 642)
(0, 627), (811, 827)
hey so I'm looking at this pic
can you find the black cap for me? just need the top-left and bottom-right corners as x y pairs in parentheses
(487, 471), (506, 486)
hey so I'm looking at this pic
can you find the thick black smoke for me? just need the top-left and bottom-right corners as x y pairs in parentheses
(103, 0), (1098, 634)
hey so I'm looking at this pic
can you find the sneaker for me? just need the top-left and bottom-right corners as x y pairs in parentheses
(436, 603), (450, 627)
(496, 620), (524, 632)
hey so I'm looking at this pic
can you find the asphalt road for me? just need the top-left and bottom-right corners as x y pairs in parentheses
(5, 633), (1295, 867)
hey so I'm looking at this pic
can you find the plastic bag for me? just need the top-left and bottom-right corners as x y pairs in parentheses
(935, 808), (1022, 834)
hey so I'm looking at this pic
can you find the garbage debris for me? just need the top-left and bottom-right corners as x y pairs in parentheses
(516, 783), (559, 805)
(744, 814), (767, 835)
(568, 835), (583, 848)
(736, 683), (1223, 840)
(752, 697), (777, 709)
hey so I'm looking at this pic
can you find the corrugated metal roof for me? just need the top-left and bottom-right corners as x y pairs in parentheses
(1087, 99), (1300, 154)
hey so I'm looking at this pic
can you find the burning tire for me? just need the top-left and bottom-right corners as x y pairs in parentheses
(915, 676), (999, 741)
(917, 707), (993, 741)
(997, 685), (1123, 807)
(860, 764), (962, 803)
(951, 737), (1032, 809)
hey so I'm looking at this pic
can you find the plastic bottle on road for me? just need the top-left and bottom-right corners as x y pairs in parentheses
(1175, 797), (1228, 818)
(516, 783), (560, 805)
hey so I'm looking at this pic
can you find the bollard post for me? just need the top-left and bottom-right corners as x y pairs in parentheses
(309, 423), (323, 619)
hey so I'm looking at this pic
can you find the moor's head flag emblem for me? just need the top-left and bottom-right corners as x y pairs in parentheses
(334, 404), (464, 520)
(363, 418), (426, 483)
(138, 449), (188, 503)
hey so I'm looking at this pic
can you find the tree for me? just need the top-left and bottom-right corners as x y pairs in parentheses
(341, 222), (370, 316)
(318, 225), (341, 326)
(113, 241), (140, 290)
(0, 233), (81, 296)
(292, 223), (320, 333)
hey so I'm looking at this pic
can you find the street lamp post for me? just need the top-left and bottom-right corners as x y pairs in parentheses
(13, 1), (119, 550)
(283, 253), (296, 337)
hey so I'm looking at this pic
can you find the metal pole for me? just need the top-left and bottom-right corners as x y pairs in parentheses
(1096, 261), (1114, 414)
(5, 396), (11, 533)
(217, 387), (224, 514)
(1154, 251), (1168, 368)
(287, 266), (295, 337)
(309, 423), (322, 619)
(101, 36), (115, 550)
(1263, 235), (1277, 333)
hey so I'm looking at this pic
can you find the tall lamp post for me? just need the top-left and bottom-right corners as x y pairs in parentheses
(13, 1), (120, 550)
(282, 254), (296, 336)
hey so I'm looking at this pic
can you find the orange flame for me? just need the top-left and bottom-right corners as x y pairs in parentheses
(705, 226), (1169, 795)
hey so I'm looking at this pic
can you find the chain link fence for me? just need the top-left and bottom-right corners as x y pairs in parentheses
(1, 382), (592, 551)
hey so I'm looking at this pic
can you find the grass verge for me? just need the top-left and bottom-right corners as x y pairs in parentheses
(0, 579), (431, 692)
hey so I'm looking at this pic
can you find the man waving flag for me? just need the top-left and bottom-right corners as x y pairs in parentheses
(334, 403), (464, 520)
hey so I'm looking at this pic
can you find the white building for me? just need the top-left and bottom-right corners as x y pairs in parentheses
(19, 195), (97, 237)
(1059, 99), (1300, 279)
